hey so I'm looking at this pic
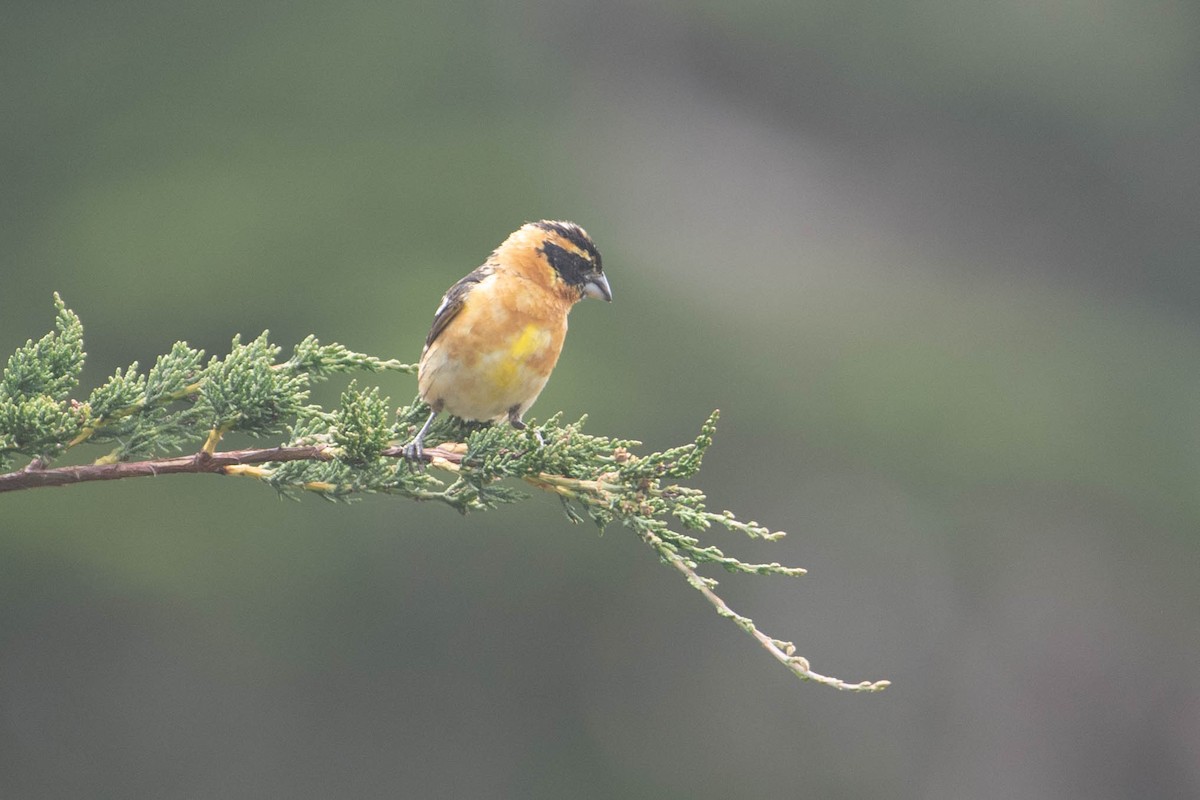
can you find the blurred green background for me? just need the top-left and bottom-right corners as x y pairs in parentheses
(3, 1), (1199, 797)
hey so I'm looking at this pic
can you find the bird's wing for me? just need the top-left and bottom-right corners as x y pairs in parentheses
(424, 264), (494, 349)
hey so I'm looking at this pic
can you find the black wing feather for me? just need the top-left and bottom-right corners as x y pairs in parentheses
(424, 264), (493, 349)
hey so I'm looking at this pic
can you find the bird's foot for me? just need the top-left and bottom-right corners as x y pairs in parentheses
(401, 438), (425, 464)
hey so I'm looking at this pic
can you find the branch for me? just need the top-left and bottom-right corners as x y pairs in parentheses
(0, 294), (889, 693)
(639, 524), (890, 691)
(0, 443), (466, 493)
(0, 434), (888, 691)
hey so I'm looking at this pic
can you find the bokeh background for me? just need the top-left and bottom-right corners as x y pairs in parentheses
(3, 1), (1199, 797)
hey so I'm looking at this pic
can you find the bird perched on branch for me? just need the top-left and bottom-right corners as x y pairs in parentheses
(403, 220), (611, 460)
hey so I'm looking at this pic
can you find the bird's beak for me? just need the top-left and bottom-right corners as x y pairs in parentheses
(582, 273), (612, 302)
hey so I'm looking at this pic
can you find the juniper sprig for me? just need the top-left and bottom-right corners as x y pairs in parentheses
(0, 295), (888, 693)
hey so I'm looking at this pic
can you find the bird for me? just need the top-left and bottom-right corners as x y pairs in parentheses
(403, 220), (611, 461)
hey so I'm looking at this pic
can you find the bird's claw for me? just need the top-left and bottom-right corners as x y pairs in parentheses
(403, 409), (438, 466)
(401, 440), (424, 464)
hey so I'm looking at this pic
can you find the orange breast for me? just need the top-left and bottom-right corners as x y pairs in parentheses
(418, 272), (572, 422)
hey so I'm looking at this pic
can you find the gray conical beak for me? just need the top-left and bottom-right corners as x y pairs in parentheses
(583, 273), (612, 302)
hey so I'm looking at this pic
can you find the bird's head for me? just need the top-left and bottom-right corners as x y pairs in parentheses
(503, 220), (611, 304)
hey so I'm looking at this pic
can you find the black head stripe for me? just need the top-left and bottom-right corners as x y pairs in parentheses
(533, 220), (603, 274)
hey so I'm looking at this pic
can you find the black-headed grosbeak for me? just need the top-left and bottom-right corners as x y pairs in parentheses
(403, 220), (611, 459)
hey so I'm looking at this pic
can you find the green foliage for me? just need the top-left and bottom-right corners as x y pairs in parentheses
(0, 293), (84, 402)
(0, 295), (887, 692)
(198, 332), (308, 438)
(286, 335), (417, 379)
(0, 393), (83, 468)
(0, 294), (86, 467)
(80, 342), (207, 461)
(333, 382), (391, 465)
(145, 341), (206, 403)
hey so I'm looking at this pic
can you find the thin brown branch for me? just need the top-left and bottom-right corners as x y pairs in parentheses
(0, 444), (467, 494)
(636, 524), (891, 692)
